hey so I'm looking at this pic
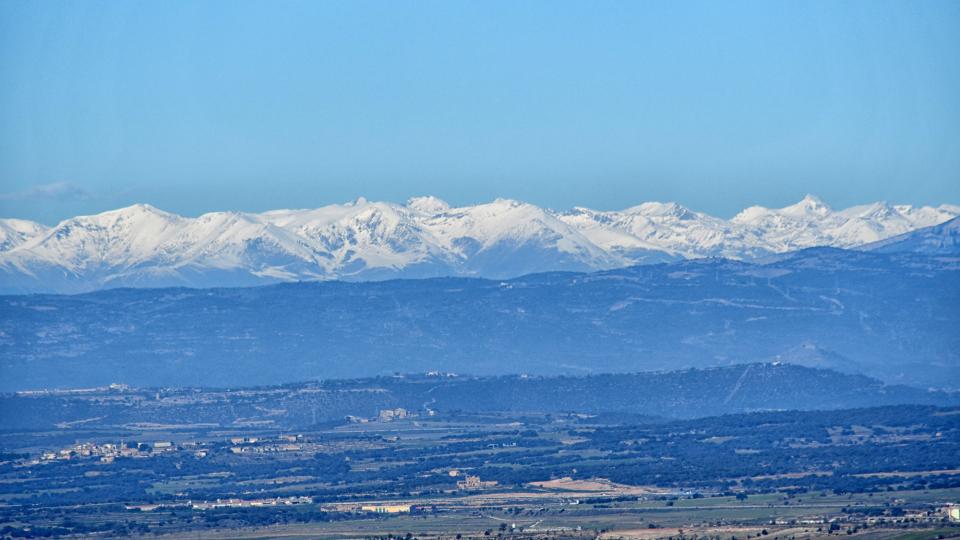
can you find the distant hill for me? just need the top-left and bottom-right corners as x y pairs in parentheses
(1, 248), (957, 391)
(0, 364), (954, 430)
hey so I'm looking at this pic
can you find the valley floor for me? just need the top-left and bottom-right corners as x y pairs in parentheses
(1, 404), (959, 539)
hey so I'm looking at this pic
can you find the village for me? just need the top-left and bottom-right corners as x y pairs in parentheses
(25, 407), (444, 467)
(28, 432), (325, 466)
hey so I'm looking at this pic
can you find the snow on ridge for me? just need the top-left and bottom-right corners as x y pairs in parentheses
(0, 196), (957, 293)
(406, 196), (451, 215)
(0, 219), (51, 252)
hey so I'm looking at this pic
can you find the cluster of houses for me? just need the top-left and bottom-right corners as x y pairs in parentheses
(359, 504), (413, 514)
(228, 434), (304, 454)
(128, 497), (418, 515)
(38, 440), (177, 464)
(33, 433), (311, 465)
(455, 474), (498, 490)
(347, 407), (419, 424)
(126, 496), (312, 512)
(378, 407), (410, 422)
(344, 405), (448, 425)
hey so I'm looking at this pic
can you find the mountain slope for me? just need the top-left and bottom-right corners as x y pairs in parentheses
(0, 196), (956, 293)
(1, 248), (956, 391)
(862, 216), (960, 255)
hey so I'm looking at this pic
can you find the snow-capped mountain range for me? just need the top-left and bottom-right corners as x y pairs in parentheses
(1, 195), (957, 294)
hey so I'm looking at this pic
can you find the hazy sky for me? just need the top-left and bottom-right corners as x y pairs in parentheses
(2, 0), (959, 224)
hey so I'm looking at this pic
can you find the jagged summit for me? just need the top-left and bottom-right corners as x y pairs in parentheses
(1, 196), (957, 293)
(781, 194), (832, 217)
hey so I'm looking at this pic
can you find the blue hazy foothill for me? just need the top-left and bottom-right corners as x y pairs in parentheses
(0, 366), (955, 431)
(2, 240), (957, 392)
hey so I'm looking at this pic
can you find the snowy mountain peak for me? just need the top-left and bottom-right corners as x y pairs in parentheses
(96, 203), (179, 220)
(489, 197), (526, 209)
(849, 202), (906, 223)
(780, 194), (833, 217)
(801, 193), (826, 205)
(1, 196), (957, 294)
(406, 196), (450, 215)
(625, 201), (698, 220)
(0, 219), (49, 252)
(729, 206), (766, 224)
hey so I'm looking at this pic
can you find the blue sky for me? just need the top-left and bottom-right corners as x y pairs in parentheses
(1, 0), (959, 224)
